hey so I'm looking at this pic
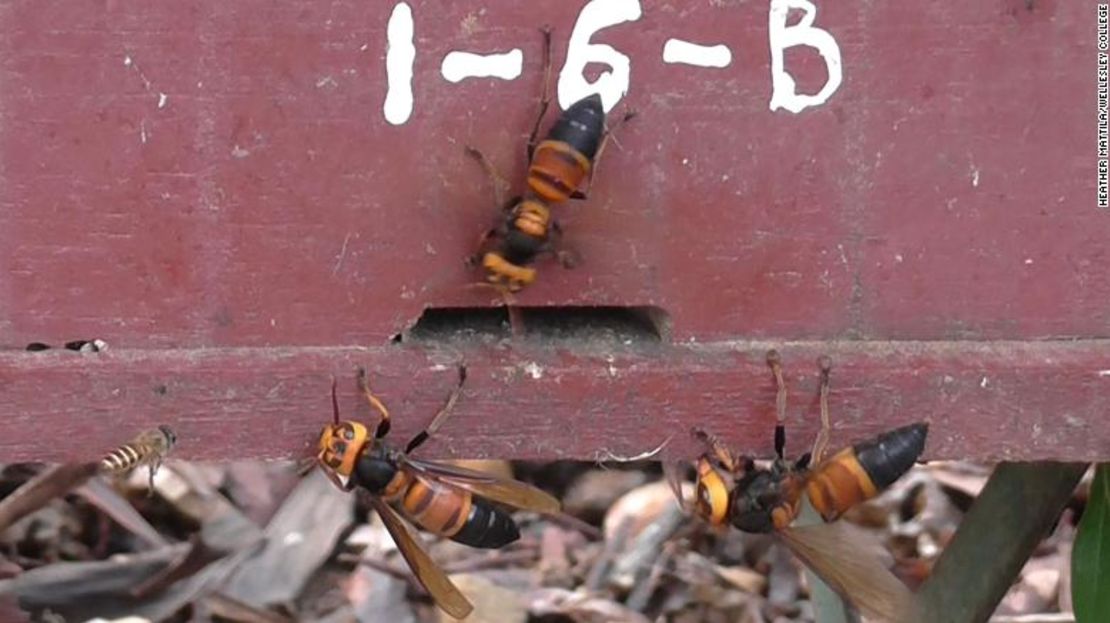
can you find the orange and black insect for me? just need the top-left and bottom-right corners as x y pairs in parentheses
(316, 365), (560, 619)
(466, 27), (635, 294)
(100, 425), (177, 491)
(673, 351), (927, 622)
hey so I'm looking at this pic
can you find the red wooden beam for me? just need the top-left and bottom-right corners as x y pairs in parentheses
(0, 1), (1098, 345)
(2, 341), (1108, 462)
(0, 2), (1104, 461)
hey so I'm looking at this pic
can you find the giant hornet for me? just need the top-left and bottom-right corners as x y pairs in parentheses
(316, 365), (561, 619)
(673, 351), (928, 622)
(465, 27), (635, 295)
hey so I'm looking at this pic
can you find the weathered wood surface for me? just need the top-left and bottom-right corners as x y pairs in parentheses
(1, 341), (1108, 462)
(0, 1), (1103, 460)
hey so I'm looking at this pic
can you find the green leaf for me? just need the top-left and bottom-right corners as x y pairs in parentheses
(1073, 464), (1110, 623)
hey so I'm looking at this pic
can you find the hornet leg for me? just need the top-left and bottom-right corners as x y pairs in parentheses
(405, 364), (468, 453)
(571, 109), (637, 200)
(691, 428), (739, 474)
(541, 221), (580, 268)
(526, 26), (554, 162)
(767, 349), (788, 460)
(464, 146), (512, 210)
(357, 367), (393, 439)
(812, 355), (833, 465)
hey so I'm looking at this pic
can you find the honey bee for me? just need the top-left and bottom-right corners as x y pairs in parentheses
(99, 425), (177, 491)
(673, 351), (927, 622)
(317, 365), (560, 619)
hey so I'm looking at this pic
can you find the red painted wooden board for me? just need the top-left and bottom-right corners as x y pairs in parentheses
(0, 1), (1105, 461)
(2, 341), (1110, 462)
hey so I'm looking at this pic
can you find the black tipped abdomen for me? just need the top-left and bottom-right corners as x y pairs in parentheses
(853, 422), (928, 489)
(450, 499), (520, 548)
(547, 94), (605, 160)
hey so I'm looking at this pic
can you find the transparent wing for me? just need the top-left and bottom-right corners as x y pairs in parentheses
(779, 522), (913, 623)
(130, 428), (168, 448)
(369, 497), (473, 619)
(662, 460), (693, 513)
(402, 458), (560, 514)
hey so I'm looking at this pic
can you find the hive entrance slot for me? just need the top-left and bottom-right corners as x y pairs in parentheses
(396, 306), (670, 344)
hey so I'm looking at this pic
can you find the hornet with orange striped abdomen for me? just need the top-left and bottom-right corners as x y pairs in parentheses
(671, 350), (927, 622)
(466, 27), (635, 295)
(316, 364), (560, 620)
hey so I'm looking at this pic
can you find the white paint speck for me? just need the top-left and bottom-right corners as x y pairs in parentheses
(1024, 258), (1034, 265)
(123, 55), (132, 67)
(283, 532), (304, 546)
(231, 145), (250, 158)
(604, 355), (618, 378)
(316, 76), (338, 89)
(79, 339), (109, 353)
(139, 121), (148, 144)
(383, 2), (416, 125)
(662, 39), (732, 68)
(157, 92), (167, 108)
(360, 43), (369, 51)
(524, 362), (543, 380)
(980, 376), (989, 388)
(1098, 369), (1110, 377)
(270, 318), (276, 327)
(971, 168), (980, 187)
(332, 232), (353, 275)
(441, 49), (523, 83)
(681, 157), (689, 165)
(895, 254), (904, 263)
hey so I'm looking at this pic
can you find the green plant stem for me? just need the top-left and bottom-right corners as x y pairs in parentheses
(913, 462), (1087, 623)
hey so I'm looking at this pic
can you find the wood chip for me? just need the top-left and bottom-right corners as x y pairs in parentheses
(0, 464), (97, 533)
(437, 573), (528, 623)
(223, 470), (355, 608)
(529, 587), (652, 623)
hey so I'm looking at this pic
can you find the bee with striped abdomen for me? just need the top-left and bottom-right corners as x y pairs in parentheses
(673, 351), (927, 622)
(316, 364), (560, 619)
(100, 425), (177, 491)
(466, 27), (635, 295)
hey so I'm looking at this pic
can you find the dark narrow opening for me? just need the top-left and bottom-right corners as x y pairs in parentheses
(24, 339), (107, 353)
(397, 306), (670, 344)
